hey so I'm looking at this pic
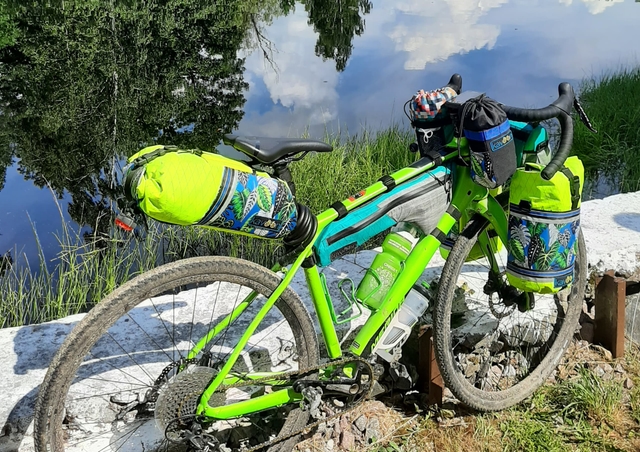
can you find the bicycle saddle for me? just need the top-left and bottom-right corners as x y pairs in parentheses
(223, 134), (333, 165)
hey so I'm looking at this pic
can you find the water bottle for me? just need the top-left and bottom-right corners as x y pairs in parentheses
(373, 285), (430, 363)
(355, 231), (413, 310)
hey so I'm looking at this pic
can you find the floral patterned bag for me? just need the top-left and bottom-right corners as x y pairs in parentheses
(123, 146), (298, 239)
(506, 156), (584, 294)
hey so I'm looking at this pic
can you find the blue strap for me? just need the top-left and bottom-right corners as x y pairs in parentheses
(464, 120), (511, 141)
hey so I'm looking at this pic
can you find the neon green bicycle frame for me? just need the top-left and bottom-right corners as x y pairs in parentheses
(193, 145), (510, 420)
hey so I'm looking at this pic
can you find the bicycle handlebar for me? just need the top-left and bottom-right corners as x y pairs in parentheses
(499, 82), (575, 180)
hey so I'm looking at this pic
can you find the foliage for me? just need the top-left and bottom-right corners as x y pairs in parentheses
(302, 0), (372, 71)
(573, 67), (640, 195)
(0, 125), (416, 327)
(548, 366), (623, 423)
(0, 0), (254, 242)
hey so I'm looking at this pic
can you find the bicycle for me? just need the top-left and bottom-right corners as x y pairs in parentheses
(34, 74), (594, 452)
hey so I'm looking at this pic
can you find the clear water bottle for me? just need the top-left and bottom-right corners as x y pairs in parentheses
(373, 285), (430, 363)
(355, 232), (413, 310)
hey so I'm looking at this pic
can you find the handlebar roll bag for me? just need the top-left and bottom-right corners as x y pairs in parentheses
(123, 145), (298, 239)
(506, 156), (584, 294)
(460, 95), (517, 189)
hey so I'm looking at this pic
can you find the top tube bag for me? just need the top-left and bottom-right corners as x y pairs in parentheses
(506, 156), (584, 294)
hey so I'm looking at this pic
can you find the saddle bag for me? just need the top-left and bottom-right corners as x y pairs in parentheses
(506, 156), (584, 293)
(123, 145), (299, 239)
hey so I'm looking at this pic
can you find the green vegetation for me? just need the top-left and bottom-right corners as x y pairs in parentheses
(573, 68), (640, 196)
(0, 126), (414, 328)
(355, 345), (640, 452)
(0, 0), (372, 239)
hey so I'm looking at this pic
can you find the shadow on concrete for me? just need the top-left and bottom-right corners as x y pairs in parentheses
(5, 290), (293, 450)
(613, 212), (640, 233)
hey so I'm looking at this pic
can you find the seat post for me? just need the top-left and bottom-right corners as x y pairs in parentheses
(273, 163), (296, 197)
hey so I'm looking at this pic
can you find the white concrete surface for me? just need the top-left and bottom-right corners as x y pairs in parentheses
(0, 192), (639, 451)
(581, 191), (640, 276)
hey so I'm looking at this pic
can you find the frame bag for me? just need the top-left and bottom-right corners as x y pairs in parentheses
(506, 156), (584, 294)
(313, 167), (451, 267)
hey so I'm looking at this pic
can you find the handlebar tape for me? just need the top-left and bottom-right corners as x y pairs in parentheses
(501, 83), (575, 180)
(446, 73), (463, 94)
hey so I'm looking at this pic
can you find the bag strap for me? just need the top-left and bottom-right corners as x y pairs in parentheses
(559, 166), (581, 210)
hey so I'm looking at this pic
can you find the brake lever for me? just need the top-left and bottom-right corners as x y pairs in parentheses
(573, 97), (598, 133)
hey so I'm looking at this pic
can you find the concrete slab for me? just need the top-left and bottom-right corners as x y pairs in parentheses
(581, 191), (640, 276)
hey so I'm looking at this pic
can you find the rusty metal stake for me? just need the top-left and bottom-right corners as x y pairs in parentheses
(594, 270), (626, 358)
(418, 325), (444, 406)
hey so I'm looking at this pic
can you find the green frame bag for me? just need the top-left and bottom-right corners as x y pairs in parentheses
(506, 156), (584, 294)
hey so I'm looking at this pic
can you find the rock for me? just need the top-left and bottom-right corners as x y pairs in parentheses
(339, 416), (351, 435)
(333, 399), (345, 408)
(354, 415), (367, 432)
(625, 378), (634, 390)
(591, 344), (613, 361)
(325, 438), (334, 452)
(331, 417), (342, 439)
(488, 365), (503, 380)
(464, 362), (480, 378)
(341, 430), (356, 451)
(602, 363), (614, 373)
(579, 320), (595, 343)
(615, 363), (625, 374)
(594, 366), (606, 378)
(365, 417), (380, 444)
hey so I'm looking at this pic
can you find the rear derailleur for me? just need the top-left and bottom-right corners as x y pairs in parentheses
(166, 417), (219, 452)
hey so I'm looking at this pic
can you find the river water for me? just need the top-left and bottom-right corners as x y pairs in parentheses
(0, 0), (639, 267)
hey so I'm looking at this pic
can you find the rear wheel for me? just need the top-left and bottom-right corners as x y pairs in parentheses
(34, 256), (319, 452)
(434, 219), (586, 411)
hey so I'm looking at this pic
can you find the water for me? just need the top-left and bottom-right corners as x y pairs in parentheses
(1, 0), (639, 267)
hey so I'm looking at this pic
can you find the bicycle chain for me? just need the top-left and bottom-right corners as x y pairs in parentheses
(155, 355), (376, 452)
(233, 355), (375, 452)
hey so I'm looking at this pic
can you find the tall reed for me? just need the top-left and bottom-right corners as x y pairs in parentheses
(1, 125), (415, 328)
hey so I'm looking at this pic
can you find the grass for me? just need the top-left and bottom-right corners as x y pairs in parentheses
(343, 342), (640, 452)
(5, 66), (639, 327)
(0, 125), (416, 328)
(549, 366), (623, 423)
(291, 126), (417, 212)
(573, 67), (640, 196)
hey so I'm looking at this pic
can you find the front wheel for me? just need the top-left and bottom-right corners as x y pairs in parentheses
(34, 256), (319, 452)
(434, 219), (586, 411)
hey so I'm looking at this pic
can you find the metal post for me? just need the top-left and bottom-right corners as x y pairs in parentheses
(594, 270), (626, 358)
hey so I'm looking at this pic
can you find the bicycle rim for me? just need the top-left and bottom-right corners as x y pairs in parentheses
(34, 256), (319, 452)
(434, 222), (585, 411)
